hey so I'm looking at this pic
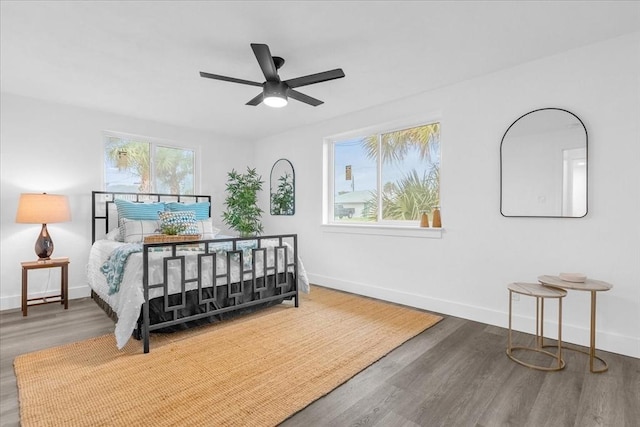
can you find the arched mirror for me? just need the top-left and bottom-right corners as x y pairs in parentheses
(500, 108), (587, 217)
(270, 159), (295, 215)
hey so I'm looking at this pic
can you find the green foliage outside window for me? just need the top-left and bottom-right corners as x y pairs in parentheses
(104, 136), (194, 194)
(362, 123), (440, 221)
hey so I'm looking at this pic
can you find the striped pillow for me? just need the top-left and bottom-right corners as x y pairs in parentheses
(114, 199), (165, 220)
(165, 202), (210, 220)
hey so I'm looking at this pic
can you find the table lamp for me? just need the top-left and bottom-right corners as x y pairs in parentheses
(16, 193), (71, 261)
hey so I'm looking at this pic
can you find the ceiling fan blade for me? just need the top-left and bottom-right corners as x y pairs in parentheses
(246, 93), (264, 106)
(284, 69), (345, 89)
(199, 72), (262, 87)
(251, 43), (279, 81)
(288, 89), (324, 107)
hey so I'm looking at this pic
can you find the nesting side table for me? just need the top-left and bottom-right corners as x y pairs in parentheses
(538, 275), (613, 373)
(507, 282), (567, 371)
(21, 257), (69, 316)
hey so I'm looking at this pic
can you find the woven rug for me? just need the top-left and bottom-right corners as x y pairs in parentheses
(14, 286), (441, 427)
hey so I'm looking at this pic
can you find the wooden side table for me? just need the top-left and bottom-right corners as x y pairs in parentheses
(538, 275), (613, 373)
(21, 257), (69, 316)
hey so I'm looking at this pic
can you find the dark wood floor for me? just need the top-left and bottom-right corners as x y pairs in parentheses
(1, 297), (638, 427)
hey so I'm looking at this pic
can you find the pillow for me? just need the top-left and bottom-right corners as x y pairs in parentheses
(158, 211), (199, 235)
(114, 199), (165, 220)
(165, 202), (210, 220)
(193, 218), (220, 240)
(105, 228), (123, 242)
(120, 219), (161, 243)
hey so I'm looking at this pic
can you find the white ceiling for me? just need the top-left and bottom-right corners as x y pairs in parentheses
(1, 1), (639, 141)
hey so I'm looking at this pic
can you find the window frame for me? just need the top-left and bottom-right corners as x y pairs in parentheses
(102, 130), (199, 195)
(322, 114), (443, 238)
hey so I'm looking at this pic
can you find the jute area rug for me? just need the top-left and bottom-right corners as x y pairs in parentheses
(15, 285), (441, 427)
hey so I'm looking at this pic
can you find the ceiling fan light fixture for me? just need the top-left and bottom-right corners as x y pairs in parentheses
(263, 81), (288, 108)
(200, 43), (345, 107)
(264, 95), (288, 108)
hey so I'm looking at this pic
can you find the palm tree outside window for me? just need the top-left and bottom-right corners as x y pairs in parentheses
(104, 133), (196, 194)
(328, 121), (440, 224)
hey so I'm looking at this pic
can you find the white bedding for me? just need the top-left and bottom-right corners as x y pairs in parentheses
(87, 239), (309, 349)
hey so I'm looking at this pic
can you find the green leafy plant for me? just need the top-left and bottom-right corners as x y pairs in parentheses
(360, 123), (441, 220)
(271, 172), (294, 215)
(160, 223), (186, 235)
(364, 167), (440, 220)
(222, 167), (264, 237)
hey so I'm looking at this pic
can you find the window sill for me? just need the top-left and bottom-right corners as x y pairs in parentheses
(321, 223), (443, 239)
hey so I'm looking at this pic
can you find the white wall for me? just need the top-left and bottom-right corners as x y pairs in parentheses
(1, 34), (637, 359)
(254, 33), (640, 358)
(0, 93), (252, 309)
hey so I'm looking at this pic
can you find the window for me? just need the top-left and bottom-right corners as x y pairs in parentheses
(104, 132), (196, 194)
(325, 120), (440, 227)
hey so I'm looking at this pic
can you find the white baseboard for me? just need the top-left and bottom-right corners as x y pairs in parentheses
(0, 285), (92, 312)
(307, 273), (640, 359)
(4, 276), (638, 359)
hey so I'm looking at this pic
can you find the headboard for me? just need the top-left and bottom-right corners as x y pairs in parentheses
(91, 191), (212, 243)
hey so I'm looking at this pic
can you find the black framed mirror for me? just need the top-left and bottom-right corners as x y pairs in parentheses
(500, 108), (587, 218)
(270, 159), (295, 215)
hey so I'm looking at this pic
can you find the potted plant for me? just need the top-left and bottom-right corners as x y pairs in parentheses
(271, 172), (294, 215)
(222, 167), (264, 237)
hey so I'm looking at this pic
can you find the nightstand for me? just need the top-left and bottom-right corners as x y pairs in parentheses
(21, 257), (69, 316)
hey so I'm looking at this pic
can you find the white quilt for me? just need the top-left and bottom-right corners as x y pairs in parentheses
(87, 239), (309, 349)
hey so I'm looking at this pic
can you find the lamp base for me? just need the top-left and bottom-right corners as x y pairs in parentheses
(35, 224), (54, 260)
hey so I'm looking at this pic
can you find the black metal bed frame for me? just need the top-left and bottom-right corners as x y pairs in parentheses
(91, 191), (299, 353)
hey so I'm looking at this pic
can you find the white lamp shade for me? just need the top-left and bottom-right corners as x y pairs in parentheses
(16, 193), (71, 224)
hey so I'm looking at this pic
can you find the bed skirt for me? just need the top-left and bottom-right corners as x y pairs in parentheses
(92, 272), (295, 340)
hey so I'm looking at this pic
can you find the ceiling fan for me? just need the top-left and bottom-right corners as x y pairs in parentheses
(199, 43), (345, 108)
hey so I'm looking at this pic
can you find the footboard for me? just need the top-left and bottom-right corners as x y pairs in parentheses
(140, 235), (299, 353)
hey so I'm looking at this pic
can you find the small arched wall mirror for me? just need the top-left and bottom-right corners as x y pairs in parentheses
(270, 159), (295, 215)
(500, 108), (588, 217)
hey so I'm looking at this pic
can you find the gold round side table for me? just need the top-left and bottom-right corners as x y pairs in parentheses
(507, 282), (567, 371)
(538, 275), (613, 373)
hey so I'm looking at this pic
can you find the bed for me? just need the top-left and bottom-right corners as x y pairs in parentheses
(88, 191), (309, 353)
